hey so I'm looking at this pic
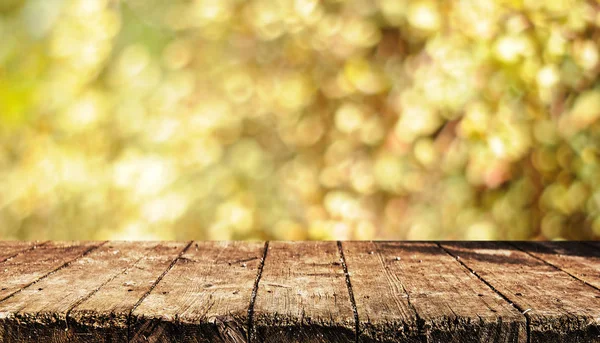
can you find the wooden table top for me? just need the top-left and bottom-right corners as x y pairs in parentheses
(0, 241), (599, 342)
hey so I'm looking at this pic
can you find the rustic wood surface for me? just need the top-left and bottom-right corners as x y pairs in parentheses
(0, 241), (38, 263)
(340, 241), (420, 343)
(342, 242), (526, 343)
(441, 242), (600, 343)
(131, 241), (265, 343)
(0, 241), (599, 343)
(512, 242), (600, 290)
(72, 241), (190, 342)
(252, 241), (355, 343)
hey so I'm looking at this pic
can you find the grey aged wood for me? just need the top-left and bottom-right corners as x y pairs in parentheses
(252, 241), (355, 343)
(441, 242), (600, 343)
(130, 241), (265, 343)
(342, 242), (526, 343)
(0, 241), (600, 342)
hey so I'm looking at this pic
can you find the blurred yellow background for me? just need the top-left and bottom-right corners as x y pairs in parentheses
(1, 0), (600, 240)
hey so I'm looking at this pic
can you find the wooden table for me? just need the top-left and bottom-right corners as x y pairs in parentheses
(0, 241), (599, 342)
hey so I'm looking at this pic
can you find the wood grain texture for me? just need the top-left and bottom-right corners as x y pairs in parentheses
(342, 242), (526, 343)
(252, 241), (355, 343)
(130, 241), (266, 343)
(441, 242), (600, 343)
(1, 241), (600, 342)
(0, 241), (102, 301)
(0, 241), (40, 263)
(67, 241), (191, 343)
(0, 241), (160, 342)
(340, 241), (420, 343)
(512, 242), (600, 290)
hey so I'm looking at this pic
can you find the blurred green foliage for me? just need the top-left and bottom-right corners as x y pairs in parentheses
(1, 0), (600, 240)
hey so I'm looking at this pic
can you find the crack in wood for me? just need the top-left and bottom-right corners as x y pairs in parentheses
(0, 241), (47, 264)
(437, 243), (531, 343)
(1, 242), (599, 342)
(0, 241), (106, 304)
(247, 241), (269, 343)
(337, 241), (360, 343)
(64, 249), (154, 332)
(126, 240), (193, 342)
(508, 242), (600, 295)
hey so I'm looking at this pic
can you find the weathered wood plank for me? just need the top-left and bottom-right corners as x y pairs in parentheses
(441, 242), (600, 343)
(252, 241), (355, 343)
(342, 241), (526, 343)
(0, 241), (101, 341)
(65, 241), (191, 342)
(340, 241), (420, 342)
(0, 241), (599, 342)
(0, 241), (162, 342)
(512, 242), (600, 291)
(0, 241), (41, 263)
(130, 241), (265, 343)
(0, 241), (102, 301)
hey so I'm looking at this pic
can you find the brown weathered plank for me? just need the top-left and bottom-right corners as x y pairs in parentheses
(64, 241), (191, 342)
(130, 241), (265, 343)
(0, 241), (41, 263)
(342, 242), (526, 343)
(513, 242), (600, 291)
(340, 241), (420, 342)
(441, 242), (600, 343)
(0, 241), (163, 342)
(252, 241), (355, 343)
(0, 241), (102, 301)
(0, 241), (598, 342)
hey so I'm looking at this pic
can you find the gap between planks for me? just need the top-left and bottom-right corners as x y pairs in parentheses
(246, 242), (269, 343)
(0, 241), (272, 343)
(0, 242), (193, 342)
(126, 241), (194, 341)
(64, 243), (185, 333)
(0, 241), (107, 304)
(0, 241), (47, 264)
(15, 241), (524, 343)
(5, 241), (592, 342)
(507, 242), (600, 296)
(436, 242), (532, 343)
(337, 241), (360, 343)
(246, 241), (360, 343)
